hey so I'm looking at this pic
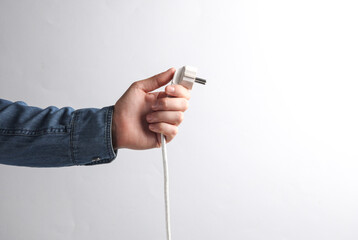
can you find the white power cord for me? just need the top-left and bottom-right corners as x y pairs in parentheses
(160, 66), (206, 240)
(161, 133), (171, 240)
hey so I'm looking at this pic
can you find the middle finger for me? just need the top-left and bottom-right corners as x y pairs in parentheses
(152, 98), (189, 111)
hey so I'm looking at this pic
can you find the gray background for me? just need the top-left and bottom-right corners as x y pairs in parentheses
(1, 0), (358, 239)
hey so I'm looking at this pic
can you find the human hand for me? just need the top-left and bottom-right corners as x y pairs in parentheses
(111, 68), (191, 150)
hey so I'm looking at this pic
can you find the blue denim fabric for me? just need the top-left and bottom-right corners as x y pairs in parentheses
(0, 99), (117, 167)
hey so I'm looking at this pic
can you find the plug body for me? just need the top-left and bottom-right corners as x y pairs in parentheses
(171, 66), (206, 90)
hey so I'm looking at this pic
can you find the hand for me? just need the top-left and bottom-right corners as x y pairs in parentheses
(112, 68), (191, 150)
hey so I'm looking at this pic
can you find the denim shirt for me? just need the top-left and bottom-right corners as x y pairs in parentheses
(0, 99), (117, 167)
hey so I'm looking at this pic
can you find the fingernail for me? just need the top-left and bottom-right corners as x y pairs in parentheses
(167, 86), (175, 93)
(149, 124), (155, 130)
(147, 114), (153, 122)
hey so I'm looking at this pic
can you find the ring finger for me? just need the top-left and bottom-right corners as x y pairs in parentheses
(146, 111), (184, 125)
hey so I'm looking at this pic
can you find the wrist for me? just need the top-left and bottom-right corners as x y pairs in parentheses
(111, 105), (127, 150)
(111, 118), (118, 150)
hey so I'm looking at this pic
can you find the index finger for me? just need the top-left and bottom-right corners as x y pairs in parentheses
(165, 85), (191, 100)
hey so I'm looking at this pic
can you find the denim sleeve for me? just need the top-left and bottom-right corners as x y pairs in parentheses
(0, 98), (117, 167)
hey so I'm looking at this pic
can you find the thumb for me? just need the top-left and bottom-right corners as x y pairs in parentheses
(136, 68), (176, 92)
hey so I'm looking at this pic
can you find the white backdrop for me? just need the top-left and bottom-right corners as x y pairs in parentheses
(1, 0), (358, 239)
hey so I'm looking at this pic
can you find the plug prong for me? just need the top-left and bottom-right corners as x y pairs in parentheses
(195, 77), (206, 85)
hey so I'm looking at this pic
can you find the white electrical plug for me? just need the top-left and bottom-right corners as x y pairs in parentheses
(171, 65), (206, 89)
(161, 65), (206, 240)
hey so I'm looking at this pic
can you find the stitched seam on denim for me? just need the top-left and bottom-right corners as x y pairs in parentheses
(109, 106), (117, 159)
(105, 107), (114, 160)
(85, 159), (110, 165)
(70, 111), (79, 165)
(0, 127), (68, 136)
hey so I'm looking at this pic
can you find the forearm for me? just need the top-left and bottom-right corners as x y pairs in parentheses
(0, 99), (117, 167)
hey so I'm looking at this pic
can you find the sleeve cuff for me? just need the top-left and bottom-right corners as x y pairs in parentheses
(70, 105), (117, 166)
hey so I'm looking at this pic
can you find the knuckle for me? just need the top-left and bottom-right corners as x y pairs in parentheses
(182, 99), (189, 111)
(187, 92), (191, 100)
(131, 81), (140, 89)
(171, 127), (178, 136)
(179, 86), (191, 99)
(176, 112), (184, 124)
(160, 98), (168, 109)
